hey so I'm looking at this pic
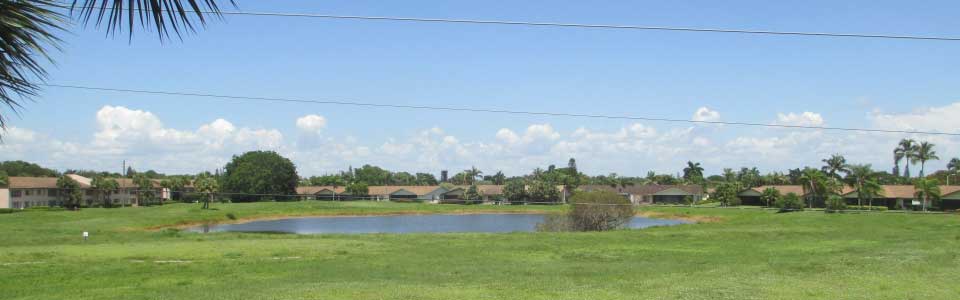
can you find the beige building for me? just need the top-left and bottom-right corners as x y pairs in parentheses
(1, 175), (169, 209)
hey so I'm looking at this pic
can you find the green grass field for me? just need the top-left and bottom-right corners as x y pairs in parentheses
(2, 201), (959, 299)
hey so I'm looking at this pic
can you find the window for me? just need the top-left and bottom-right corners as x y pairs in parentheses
(48, 189), (58, 197)
(12, 190), (22, 198)
(24, 189), (33, 196)
(12, 201), (21, 209)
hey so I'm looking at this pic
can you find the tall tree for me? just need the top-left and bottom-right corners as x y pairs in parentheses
(490, 171), (507, 185)
(949, 158), (960, 173)
(1, 0), (235, 131)
(91, 176), (119, 208)
(56, 175), (82, 210)
(132, 174), (155, 206)
(821, 154), (849, 179)
(914, 141), (939, 178)
(682, 161), (705, 184)
(895, 139), (917, 178)
(914, 178), (941, 212)
(607, 173), (634, 193)
(760, 187), (780, 207)
(222, 151), (299, 202)
(799, 168), (831, 208)
(0, 170), (7, 187)
(845, 164), (876, 209)
(194, 173), (219, 209)
(502, 180), (526, 204)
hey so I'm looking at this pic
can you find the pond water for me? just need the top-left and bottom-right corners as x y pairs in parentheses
(186, 214), (688, 234)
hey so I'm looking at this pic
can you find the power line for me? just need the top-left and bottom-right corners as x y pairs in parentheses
(42, 83), (960, 136)
(47, 4), (960, 42)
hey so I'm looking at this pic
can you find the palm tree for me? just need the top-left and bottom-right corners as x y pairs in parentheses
(0, 0), (234, 130)
(606, 173), (634, 193)
(194, 173), (219, 209)
(683, 161), (705, 183)
(821, 154), (849, 179)
(914, 178), (941, 212)
(949, 158), (960, 185)
(91, 176), (119, 208)
(760, 187), (780, 207)
(845, 164), (875, 210)
(895, 139), (917, 178)
(860, 179), (884, 208)
(914, 141), (939, 178)
(799, 168), (832, 208)
(132, 174), (154, 206)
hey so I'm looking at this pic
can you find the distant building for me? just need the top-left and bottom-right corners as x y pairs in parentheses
(0, 175), (172, 209)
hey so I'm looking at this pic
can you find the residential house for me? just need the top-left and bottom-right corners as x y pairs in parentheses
(578, 185), (704, 204)
(0, 175), (170, 209)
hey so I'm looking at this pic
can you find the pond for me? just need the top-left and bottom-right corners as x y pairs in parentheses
(186, 214), (688, 234)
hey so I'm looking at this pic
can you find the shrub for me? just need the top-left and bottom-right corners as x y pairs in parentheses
(775, 192), (804, 212)
(539, 190), (633, 232)
(850, 205), (888, 211)
(825, 195), (847, 213)
(0, 208), (19, 214)
(225, 213), (238, 220)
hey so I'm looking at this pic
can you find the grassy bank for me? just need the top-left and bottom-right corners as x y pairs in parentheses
(2, 202), (959, 299)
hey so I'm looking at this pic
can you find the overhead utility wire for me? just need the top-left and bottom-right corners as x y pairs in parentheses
(43, 83), (960, 136)
(47, 4), (960, 42)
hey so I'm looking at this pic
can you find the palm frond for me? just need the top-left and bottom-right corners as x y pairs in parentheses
(71, 0), (236, 40)
(0, 0), (65, 130)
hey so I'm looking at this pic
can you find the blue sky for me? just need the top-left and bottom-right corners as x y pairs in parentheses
(2, 0), (960, 177)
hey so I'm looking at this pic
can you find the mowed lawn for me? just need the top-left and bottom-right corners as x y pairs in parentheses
(2, 202), (960, 299)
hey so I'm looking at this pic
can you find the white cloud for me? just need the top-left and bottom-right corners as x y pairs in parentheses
(295, 114), (327, 134)
(5, 102), (960, 177)
(870, 102), (960, 133)
(775, 112), (825, 127)
(692, 107), (720, 122)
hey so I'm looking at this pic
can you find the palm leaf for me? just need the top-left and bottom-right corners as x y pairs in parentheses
(70, 0), (236, 40)
(0, 0), (65, 130)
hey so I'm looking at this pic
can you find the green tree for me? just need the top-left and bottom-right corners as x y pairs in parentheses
(0, 170), (7, 187)
(915, 141), (939, 178)
(159, 177), (187, 202)
(845, 164), (876, 209)
(948, 158), (960, 174)
(194, 173), (220, 209)
(132, 174), (155, 206)
(527, 180), (560, 203)
(760, 187), (781, 207)
(345, 182), (369, 199)
(821, 154), (849, 179)
(775, 192), (804, 212)
(799, 168), (832, 208)
(711, 182), (742, 207)
(415, 173), (438, 185)
(0, 160), (58, 177)
(825, 195), (847, 213)
(895, 139), (917, 178)
(464, 184), (482, 204)
(91, 176), (119, 208)
(502, 180), (526, 204)
(567, 190), (634, 231)
(683, 161), (705, 184)
(860, 179), (884, 208)
(56, 175), (83, 210)
(490, 171), (507, 185)
(607, 173), (635, 193)
(0, 0), (234, 130)
(914, 178), (941, 212)
(222, 151), (299, 202)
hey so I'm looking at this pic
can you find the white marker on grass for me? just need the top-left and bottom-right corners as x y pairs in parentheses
(82, 231), (89, 242)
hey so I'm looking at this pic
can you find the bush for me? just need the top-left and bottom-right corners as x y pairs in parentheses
(775, 193), (804, 212)
(539, 190), (634, 232)
(825, 195), (847, 213)
(25, 206), (66, 212)
(225, 213), (238, 220)
(849, 205), (888, 211)
(0, 208), (19, 214)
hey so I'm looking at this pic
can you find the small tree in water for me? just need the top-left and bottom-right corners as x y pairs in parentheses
(539, 190), (634, 232)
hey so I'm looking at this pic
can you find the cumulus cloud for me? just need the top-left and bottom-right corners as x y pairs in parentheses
(692, 107), (721, 122)
(295, 114), (327, 134)
(870, 102), (960, 133)
(775, 112), (825, 127)
(6, 102), (960, 176)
